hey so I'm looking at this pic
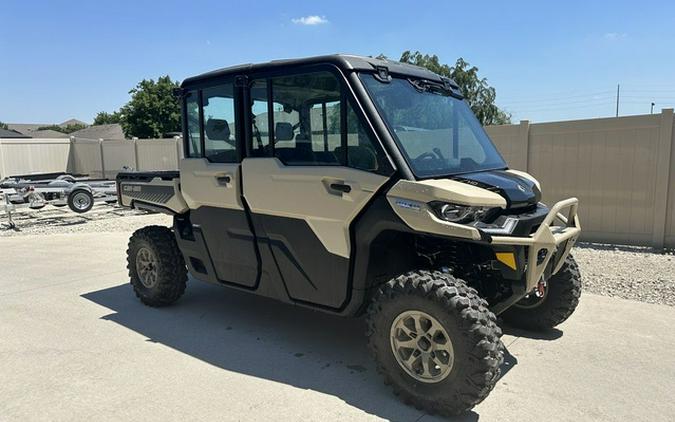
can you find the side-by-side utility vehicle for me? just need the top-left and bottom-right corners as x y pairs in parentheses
(117, 55), (582, 416)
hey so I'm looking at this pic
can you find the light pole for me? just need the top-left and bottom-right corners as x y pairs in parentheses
(651, 102), (655, 114)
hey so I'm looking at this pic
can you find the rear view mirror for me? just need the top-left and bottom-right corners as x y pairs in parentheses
(275, 122), (294, 141)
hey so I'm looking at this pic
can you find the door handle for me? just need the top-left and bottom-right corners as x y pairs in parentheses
(216, 175), (231, 185)
(329, 182), (351, 193)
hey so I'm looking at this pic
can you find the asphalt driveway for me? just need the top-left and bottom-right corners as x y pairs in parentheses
(1, 233), (674, 421)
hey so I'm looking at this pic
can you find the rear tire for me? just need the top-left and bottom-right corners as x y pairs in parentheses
(127, 225), (187, 307)
(366, 270), (503, 416)
(501, 255), (582, 330)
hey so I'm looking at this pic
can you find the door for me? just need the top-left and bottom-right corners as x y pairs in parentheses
(181, 83), (259, 287)
(241, 70), (391, 308)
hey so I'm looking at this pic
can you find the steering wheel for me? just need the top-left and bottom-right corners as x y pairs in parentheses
(414, 152), (438, 161)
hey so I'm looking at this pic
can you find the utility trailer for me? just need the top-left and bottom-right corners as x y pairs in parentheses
(1, 173), (118, 227)
(115, 54), (583, 416)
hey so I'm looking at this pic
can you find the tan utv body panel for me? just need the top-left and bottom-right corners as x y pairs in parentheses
(118, 177), (188, 214)
(242, 158), (388, 258)
(386, 179), (506, 240)
(180, 158), (243, 210)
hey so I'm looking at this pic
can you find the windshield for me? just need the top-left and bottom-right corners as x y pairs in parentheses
(360, 74), (506, 178)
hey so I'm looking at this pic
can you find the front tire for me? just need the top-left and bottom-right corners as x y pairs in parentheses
(127, 225), (187, 307)
(501, 255), (582, 330)
(366, 270), (504, 416)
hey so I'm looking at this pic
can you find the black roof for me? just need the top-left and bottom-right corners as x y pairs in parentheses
(181, 54), (447, 88)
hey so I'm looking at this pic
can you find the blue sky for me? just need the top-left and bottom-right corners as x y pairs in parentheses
(2, 0), (675, 124)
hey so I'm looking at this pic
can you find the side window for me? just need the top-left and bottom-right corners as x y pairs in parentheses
(250, 79), (271, 157)
(271, 72), (344, 166)
(185, 91), (202, 158)
(345, 101), (385, 172)
(310, 101), (341, 158)
(202, 83), (237, 163)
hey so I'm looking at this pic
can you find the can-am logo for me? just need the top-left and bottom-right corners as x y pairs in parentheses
(123, 185), (142, 192)
(395, 199), (422, 212)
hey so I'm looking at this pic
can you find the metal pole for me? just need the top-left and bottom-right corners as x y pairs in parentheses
(651, 102), (655, 114)
(615, 84), (620, 117)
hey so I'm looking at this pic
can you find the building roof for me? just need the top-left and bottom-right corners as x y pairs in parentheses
(7, 123), (49, 135)
(70, 123), (125, 140)
(8, 118), (89, 136)
(0, 128), (31, 138)
(182, 54), (446, 87)
(31, 129), (70, 138)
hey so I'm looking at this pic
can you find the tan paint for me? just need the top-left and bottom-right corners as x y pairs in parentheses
(241, 157), (388, 258)
(385, 196), (482, 241)
(119, 177), (188, 214)
(385, 179), (507, 241)
(180, 158), (243, 210)
(389, 179), (507, 208)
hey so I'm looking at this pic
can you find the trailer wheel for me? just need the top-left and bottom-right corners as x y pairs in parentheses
(67, 189), (94, 213)
(127, 225), (187, 306)
(366, 270), (504, 416)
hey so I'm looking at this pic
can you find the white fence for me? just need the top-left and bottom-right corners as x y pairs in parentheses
(0, 137), (182, 180)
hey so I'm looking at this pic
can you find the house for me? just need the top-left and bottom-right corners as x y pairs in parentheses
(70, 123), (125, 140)
(27, 129), (70, 138)
(0, 128), (31, 138)
(7, 119), (88, 138)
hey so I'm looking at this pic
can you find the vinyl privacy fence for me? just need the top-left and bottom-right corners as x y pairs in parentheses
(0, 137), (183, 180)
(1, 109), (674, 249)
(485, 108), (675, 249)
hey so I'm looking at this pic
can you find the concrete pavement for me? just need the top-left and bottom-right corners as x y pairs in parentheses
(1, 232), (674, 421)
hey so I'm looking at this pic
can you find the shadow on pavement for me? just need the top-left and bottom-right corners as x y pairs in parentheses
(501, 324), (563, 341)
(83, 280), (517, 421)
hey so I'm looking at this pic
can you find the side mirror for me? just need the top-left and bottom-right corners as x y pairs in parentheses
(275, 122), (294, 141)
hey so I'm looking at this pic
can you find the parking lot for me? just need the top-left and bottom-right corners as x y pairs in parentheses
(2, 228), (675, 421)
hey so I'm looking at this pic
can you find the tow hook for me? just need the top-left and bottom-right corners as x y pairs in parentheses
(535, 277), (547, 298)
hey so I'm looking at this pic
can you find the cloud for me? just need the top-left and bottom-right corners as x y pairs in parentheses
(603, 32), (627, 41)
(291, 15), (328, 25)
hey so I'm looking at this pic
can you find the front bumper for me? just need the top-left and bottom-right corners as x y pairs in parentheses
(489, 198), (581, 292)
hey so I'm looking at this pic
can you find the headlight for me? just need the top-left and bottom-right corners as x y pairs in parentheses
(432, 202), (491, 223)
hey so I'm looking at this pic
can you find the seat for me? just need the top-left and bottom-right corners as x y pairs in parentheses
(205, 118), (230, 141)
(334, 145), (378, 171)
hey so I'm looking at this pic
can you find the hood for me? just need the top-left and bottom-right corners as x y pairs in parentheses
(452, 170), (541, 209)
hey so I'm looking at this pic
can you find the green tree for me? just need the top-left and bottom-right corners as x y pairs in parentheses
(93, 111), (122, 125)
(397, 51), (511, 126)
(119, 76), (181, 138)
(0, 121), (8, 130)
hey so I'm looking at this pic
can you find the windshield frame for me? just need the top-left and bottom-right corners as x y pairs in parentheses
(358, 72), (508, 180)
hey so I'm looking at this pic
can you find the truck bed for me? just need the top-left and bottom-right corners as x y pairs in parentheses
(116, 171), (188, 215)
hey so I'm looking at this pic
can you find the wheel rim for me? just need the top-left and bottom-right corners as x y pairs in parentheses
(72, 192), (91, 210)
(135, 247), (159, 288)
(390, 310), (454, 383)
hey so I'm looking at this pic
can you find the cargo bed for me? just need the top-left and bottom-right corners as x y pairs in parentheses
(116, 171), (188, 215)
